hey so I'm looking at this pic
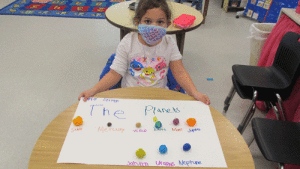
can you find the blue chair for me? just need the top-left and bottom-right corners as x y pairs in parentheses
(99, 53), (185, 93)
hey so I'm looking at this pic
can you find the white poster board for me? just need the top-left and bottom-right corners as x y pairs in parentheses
(57, 98), (227, 168)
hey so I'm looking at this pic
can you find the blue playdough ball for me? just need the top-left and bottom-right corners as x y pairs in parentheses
(159, 145), (168, 154)
(183, 143), (191, 151)
(155, 121), (162, 129)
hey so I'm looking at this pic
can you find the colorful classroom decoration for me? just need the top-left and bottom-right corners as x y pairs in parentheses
(243, 0), (298, 23)
(57, 98), (227, 168)
(0, 0), (129, 19)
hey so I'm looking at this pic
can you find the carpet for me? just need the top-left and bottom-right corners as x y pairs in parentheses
(0, 0), (129, 19)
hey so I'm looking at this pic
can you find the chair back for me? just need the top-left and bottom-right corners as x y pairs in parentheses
(273, 32), (300, 83)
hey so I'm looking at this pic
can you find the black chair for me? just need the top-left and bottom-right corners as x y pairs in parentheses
(223, 31), (300, 135)
(252, 118), (300, 169)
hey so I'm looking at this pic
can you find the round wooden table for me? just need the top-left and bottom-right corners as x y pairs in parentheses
(105, 1), (203, 55)
(28, 87), (255, 169)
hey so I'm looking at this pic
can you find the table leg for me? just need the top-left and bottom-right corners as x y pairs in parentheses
(202, 0), (210, 24)
(120, 29), (130, 41)
(176, 32), (186, 55)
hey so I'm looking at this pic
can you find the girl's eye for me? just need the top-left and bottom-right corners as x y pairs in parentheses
(158, 21), (165, 24)
(145, 20), (151, 24)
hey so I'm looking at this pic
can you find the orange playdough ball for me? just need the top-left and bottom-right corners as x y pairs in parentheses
(73, 116), (83, 126)
(186, 118), (196, 127)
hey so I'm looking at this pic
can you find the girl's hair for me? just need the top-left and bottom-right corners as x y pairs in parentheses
(133, 0), (172, 26)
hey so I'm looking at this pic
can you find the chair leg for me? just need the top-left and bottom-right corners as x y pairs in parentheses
(270, 102), (280, 120)
(264, 101), (272, 114)
(276, 93), (286, 121)
(237, 90), (258, 134)
(223, 85), (236, 115)
(247, 136), (255, 147)
(278, 163), (284, 169)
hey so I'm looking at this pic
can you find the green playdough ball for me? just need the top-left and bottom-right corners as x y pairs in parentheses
(136, 148), (146, 159)
(155, 121), (162, 129)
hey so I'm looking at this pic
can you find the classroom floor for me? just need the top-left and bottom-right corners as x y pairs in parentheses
(0, 0), (279, 168)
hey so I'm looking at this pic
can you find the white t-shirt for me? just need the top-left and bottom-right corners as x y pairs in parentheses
(110, 32), (182, 89)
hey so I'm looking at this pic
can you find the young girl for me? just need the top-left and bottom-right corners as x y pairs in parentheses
(78, 0), (210, 105)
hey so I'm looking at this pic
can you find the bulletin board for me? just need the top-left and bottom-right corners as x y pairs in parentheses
(243, 0), (298, 23)
(57, 98), (227, 168)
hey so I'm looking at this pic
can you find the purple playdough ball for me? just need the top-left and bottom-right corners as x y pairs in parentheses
(173, 118), (179, 125)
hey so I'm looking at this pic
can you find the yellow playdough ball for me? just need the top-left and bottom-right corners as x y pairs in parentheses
(136, 148), (146, 159)
(73, 116), (83, 126)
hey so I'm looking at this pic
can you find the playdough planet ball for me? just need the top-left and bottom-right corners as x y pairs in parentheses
(153, 116), (158, 122)
(107, 122), (112, 127)
(173, 118), (180, 125)
(136, 122), (141, 128)
(73, 116), (83, 126)
(183, 143), (191, 151)
(159, 145), (168, 154)
(186, 118), (196, 127)
(155, 121), (162, 129)
(136, 148), (146, 159)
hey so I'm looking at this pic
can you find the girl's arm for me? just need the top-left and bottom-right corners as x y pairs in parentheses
(78, 69), (122, 101)
(169, 60), (210, 105)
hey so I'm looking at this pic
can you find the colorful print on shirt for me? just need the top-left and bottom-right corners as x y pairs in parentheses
(129, 56), (167, 86)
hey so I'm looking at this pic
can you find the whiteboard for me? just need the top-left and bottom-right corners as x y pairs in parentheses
(57, 97), (227, 168)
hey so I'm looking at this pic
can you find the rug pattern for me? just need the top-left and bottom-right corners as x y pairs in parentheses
(0, 0), (128, 19)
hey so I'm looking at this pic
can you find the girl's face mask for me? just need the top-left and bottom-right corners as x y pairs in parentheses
(138, 24), (167, 46)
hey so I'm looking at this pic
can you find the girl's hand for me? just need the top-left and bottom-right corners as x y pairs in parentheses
(192, 92), (210, 105)
(78, 89), (96, 102)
